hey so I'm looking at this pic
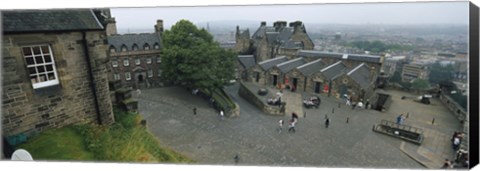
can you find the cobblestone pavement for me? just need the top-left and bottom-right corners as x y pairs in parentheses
(134, 84), (462, 169)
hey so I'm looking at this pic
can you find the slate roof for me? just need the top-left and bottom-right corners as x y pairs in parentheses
(297, 59), (327, 76)
(252, 25), (300, 49)
(347, 63), (372, 89)
(276, 57), (306, 73)
(237, 55), (256, 69)
(347, 54), (381, 63)
(108, 33), (161, 51)
(258, 56), (288, 70)
(297, 50), (343, 59)
(239, 29), (250, 38)
(320, 61), (349, 80)
(2, 9), (104, 33)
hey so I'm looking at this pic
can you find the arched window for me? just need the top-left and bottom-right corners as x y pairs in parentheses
(132, 44), (139, 51)
(143, 43), (150, 50)
(154, 43), (160, 49)
(109, 46), (116, 53)
(121, 45), (128, 52)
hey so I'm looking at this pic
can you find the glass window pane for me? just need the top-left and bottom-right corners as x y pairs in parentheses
(23, 47), (32, 56)
(44, 55), (52, 63)
(46, 65), (53, 72)
(41, 46), (50, 54)
(35, 56), (44, 64)
(37, 66), (46, 73)
(30, 76), (38, 84)
(28, 67), (37, 75)
(25, 57), (35, 65)
(39, 74), (47, 82)
(32, 47), (41, 54)
(47, 73), (56, 80)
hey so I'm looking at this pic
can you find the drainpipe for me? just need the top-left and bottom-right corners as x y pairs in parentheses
(81, 31), (103, 125)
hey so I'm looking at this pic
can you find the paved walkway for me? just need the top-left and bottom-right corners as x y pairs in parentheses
(134, 84), (461, 169)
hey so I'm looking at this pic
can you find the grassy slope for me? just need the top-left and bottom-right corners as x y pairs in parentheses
(19, 126), (94, 161)
(18, 109), (192, 163)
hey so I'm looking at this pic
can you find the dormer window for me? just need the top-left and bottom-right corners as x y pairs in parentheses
(109, 46), (116, 53)
(132, 44), (139, 51)
(154, 43), (160, 49)
(121, 45), (128, 52)
(143, 43), (150, 50)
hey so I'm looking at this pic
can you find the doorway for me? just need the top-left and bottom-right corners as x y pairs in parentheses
(314, 82), (321, 93)
(272, 75), (278, 86)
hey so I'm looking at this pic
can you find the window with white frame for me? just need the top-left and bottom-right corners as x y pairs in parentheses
(147, 70), (153, 78)
(22, 45), (59, 89)
(132, 44), (138, 51)
(157, 69), (162, 77)
(125, 72), (131, 80)
(154, 43), (160, 49)
(156, 56), (161, 63)
(143, 43), (150, 50)
(113, 73), (120, 80)
(112, 60), (118, 67)
(135, 58), (141, 65)
(146, 58), (152, 64)
(123, 58), (129, 66)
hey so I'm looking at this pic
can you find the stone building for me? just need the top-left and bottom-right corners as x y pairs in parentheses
(286, 59), (327, 93)
(2, 9), (115, 137)
(235, 21), (314, 62)
(245, 56), (288, 86)
(266, 57), (307, 89)
(401, 63), (429, 82)
(106, 20), (164, 89)
(236, 55), (256, 81)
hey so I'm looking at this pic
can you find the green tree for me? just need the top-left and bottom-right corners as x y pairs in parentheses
(428, 62), (454, 84)
(411, 78), (430, 90)
(161, 20), (236, 93)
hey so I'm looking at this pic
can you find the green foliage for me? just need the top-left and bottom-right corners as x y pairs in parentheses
(346, 40), (414, 53)
(19, 108), (193, 163)
(19, 126), (94, 161)
(161, 20), (236, 90)
(411, 79), (430, 90)
(428, 62), (454, 84)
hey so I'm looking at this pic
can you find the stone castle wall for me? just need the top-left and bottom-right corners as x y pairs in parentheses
(2, 31), (114, 137)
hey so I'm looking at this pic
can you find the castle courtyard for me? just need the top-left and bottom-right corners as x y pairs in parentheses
(135, 83), (462, 169)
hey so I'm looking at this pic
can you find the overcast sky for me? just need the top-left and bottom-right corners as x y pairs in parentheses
(111, 1), (469, 31)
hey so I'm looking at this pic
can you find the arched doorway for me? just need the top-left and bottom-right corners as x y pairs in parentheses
(138, 74), (144, 83)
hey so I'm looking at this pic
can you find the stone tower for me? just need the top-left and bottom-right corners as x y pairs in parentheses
(235, 25), (251, 54)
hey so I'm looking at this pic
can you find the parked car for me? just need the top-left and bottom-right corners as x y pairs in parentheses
(303, 96), (321, 108)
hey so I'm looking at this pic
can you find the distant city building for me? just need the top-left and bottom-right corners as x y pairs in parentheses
(382, 56), (406, 76)
(401, 63), (429, 82)
(106, 19), (164, 89)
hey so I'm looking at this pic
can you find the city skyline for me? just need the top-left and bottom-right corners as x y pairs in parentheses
(111, 2), (469, 32)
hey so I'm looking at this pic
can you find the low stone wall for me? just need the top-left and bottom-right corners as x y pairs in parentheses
(439, 93), (468, 149)
(238, 82), (285, 115)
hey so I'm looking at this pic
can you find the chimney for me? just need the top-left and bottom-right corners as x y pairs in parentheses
(273, 21), (287, 31)
(289, 21), (303, 33)
(105, 17), (117, 36)
(154, 19), (164, 33)
(261, 21), (266, 27)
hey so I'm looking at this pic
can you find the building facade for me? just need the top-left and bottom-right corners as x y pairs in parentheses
(2, 9), (115, 137)
(235, 21), (314, 62)
(401, 63), (429, 82)
(106, 20), (164, 89)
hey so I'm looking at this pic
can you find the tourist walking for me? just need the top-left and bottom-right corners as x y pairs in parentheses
(325, 117), (330, 128)
(234, 154), (240, 164)
(288, 119), (296, 133)
(365, 99), (370, 109)
(193, 107), (197, 115)
(277, 119), (284, 133)
(396, 114), (405, 125)
(441, 159), (452, 169)
(220, 110), (225, 120)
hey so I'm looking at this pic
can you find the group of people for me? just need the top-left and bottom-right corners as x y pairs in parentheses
(442, 131), (469, 169)
(278, 113), (299, 133)
(343, 94), (370, 110)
